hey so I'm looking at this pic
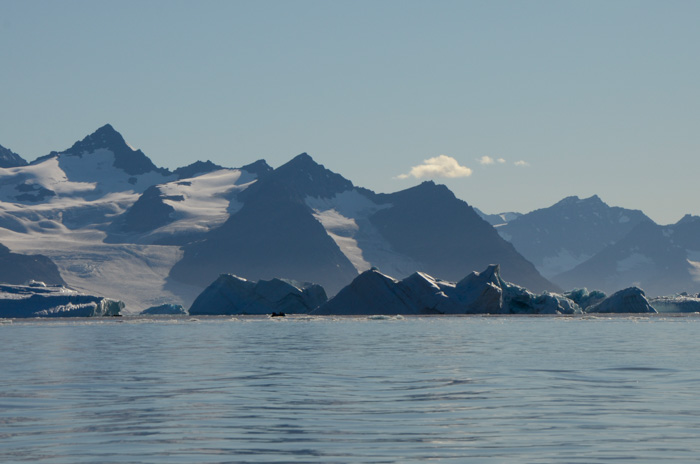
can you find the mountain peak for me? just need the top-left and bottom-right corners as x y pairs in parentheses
(240, 159), (273, 178)
(61, 124), (129, 155)
(95, 123), (118, 135)
(0, 143), (28, 168)
(284, 152), (318, 169)
(676, 214), (700, 226)
(554, 194), (606, 208)
(266, 153), (353, 198)
(59, 124), (166, 176)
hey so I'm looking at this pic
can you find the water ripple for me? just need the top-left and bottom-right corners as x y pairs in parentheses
(2, 316), (700, 463)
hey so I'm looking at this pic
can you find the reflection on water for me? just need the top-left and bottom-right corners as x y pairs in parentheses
(2, 315), (700, 463)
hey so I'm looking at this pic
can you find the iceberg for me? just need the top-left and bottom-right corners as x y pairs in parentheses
(188, 274), (327, 315)
(311, 268), (455, 315)
(586, 287), (656, 313)
(312, 265), (581, 316)
(0, 283), (124, 318)
(454, 265), (580, 315)
(141, 303), (187, 315)
(563, 288), (607, 310)
(648, 294), (700, 313)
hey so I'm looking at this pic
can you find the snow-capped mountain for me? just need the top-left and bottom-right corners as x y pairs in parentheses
(169, 153), (555, 295)
(168, 153), (364, 295)
(496, 195), (651, 278)
(0, 124), (270, 310)
(1, 124), (635, 311)
(0, 144), (28, 168)
(554, 215), (700, 296)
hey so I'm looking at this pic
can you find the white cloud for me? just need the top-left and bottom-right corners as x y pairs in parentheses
(514, 160), (530, 167)
(397, 155), (472, 179)
(479, 155), (508, 166)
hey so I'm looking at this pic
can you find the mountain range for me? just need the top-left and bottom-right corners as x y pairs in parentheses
(0, 124), (697, 310)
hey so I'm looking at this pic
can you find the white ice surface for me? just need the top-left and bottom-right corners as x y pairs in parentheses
(132, 169), (256, 243)
(0, 151), (174, 204)
(1, 228), (199, 313)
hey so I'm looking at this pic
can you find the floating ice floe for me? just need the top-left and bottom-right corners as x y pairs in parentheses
(180, 265), (665, 317)
(648, 293), (700, 313)
(312, 265), (582, 316)
(188, 274), (327, 315)
(0, 283), (124, 318)
(586, 287), (656, 314)
(141, 303), (187, 315)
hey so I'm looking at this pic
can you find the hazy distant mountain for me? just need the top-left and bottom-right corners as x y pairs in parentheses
(554, 216), (700, 296)
(0, 243), (65, 286)
(498, 195), (651, 278)
(0, 144), (28, 168)
(474, 208), (522, 227)
(11, 124), (690, 308)
(169, 153), (556, 295)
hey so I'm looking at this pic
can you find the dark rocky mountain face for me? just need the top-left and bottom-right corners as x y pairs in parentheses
(169, 188), (360, 294)
(169, 155), (556, 295)
(498, 195), (652, 278)
(168, 154), (360, 294)
(238, 159), (273, 179)
(240, 153), (353, 202)
(368, 182), (555, 293)
(173, 160), (224, 179)
(118, 185), (180, 233)
(172, 158), (275, 180)
(0, 243), (65, 286)
(0, 144), (28, 168)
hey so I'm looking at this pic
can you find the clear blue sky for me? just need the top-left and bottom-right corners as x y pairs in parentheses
(1, 0), (698, 224)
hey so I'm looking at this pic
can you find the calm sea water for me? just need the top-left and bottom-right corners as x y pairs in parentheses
(2, 315), (700, 463)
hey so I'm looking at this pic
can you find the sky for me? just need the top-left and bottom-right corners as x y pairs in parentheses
(1, 0), (698, 224)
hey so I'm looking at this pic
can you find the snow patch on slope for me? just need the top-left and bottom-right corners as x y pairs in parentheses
(0, 150), (174, 204)
(306, 190), (421, 276)
(540, 249), (592, 278)
(311, 209), (370, 272)
(617, 253), (654, 273)
(58, 149), (174, 195)
(685, 250), (700, 283)
(306, 190), (382, 272)
(150, 169), (255, 238)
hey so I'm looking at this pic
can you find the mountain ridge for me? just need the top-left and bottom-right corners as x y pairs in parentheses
(1, 123), (696, 307)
